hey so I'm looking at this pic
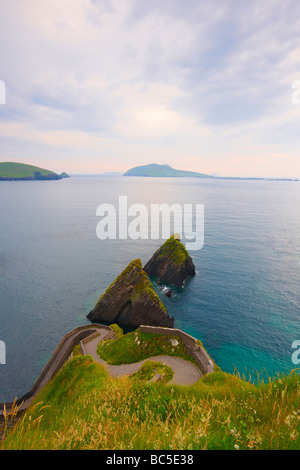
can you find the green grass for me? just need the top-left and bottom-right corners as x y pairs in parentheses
(96, 328), (197, 366)
(157, 235), (191, 267)
(0, 162), (57, 178)
(109, 323), (124, 339)
(2, 355), (300, 450)
(130, 360), (174, 384)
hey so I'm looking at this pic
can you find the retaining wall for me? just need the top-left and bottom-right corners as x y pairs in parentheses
(0, 324), (113, 414)
(80, 327), (116, 355)
(139, 325), (214, 375)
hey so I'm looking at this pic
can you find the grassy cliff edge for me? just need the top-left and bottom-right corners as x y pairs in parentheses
(1, 327), (300, 450)
(0, 162), (69, 180)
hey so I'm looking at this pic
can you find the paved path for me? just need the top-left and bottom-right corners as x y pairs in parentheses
(83, 333), (202, 386)
(1, 324), (202, 421)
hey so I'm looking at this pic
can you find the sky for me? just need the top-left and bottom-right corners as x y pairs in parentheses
(0, 0), (300, 177)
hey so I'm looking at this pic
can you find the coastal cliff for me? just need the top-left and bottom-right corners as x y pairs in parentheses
(0, 162), (69, 181)
(87, 259), (174, 328)
(144, 235), (196, 287)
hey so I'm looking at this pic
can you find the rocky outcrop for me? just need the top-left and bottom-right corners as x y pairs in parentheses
(143, 235), (195, 287)
(87, 259), (174, 328)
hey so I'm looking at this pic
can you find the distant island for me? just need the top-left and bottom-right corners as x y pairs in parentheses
(123, 163), (211, 178)
(0, 162), (70, 181)
(123, 163), (299, 181)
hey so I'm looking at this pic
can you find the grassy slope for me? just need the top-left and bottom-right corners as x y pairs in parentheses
(0, 162), (57, 178)
(96, 328), (199, 366)
(1, 354), (300, 450)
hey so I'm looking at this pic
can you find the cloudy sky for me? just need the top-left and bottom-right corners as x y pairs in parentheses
(0, 0), (300, 177)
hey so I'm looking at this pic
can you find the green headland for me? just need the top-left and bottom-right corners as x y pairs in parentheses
(0, 162), (69, 181)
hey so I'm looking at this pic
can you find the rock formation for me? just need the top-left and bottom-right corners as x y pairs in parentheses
(87, 259), (174, 328)
(143, 235), (196, 287)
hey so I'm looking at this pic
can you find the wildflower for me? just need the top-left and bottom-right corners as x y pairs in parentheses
(234, 444), (239, 450)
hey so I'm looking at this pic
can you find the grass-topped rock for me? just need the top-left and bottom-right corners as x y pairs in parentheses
(87, 259), (174, 328)
(144, 234), (196, 287)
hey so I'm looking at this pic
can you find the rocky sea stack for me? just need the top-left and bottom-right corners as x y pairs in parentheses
(144, 234), (196, 287)
(87, 259), (174, 328)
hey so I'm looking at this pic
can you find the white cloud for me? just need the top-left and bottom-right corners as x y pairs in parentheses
(0, 0), (300, 177)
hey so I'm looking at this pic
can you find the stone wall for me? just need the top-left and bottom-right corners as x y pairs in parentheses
(139, 325), (214, 375)
(0, 325), (112, 414)
(80, 326), (115, 355)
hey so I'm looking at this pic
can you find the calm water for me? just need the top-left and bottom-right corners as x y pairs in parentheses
(0, 176), (299, 401)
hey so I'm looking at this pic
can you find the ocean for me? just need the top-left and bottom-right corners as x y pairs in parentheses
(0, 176), (299, 401)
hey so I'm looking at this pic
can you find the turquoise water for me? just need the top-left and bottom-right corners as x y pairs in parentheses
(0, 176), (299, 400)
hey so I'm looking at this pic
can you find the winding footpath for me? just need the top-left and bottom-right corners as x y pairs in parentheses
(83, 332), (202, 386)
(1, 323), (202, 431)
